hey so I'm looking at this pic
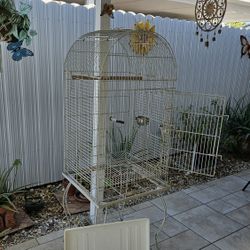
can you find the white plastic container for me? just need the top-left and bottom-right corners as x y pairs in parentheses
(64, 218), (150, 250)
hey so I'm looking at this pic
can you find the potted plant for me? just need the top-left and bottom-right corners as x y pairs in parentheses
(0, 159), (22, 231)
(0, 0), (16, 42)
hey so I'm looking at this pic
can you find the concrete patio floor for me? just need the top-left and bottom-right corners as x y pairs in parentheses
(7, 169), (250, 250)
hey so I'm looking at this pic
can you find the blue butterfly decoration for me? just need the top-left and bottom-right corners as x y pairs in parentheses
(7, 41), (34, 61)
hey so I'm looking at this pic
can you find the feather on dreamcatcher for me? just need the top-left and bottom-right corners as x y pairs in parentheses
(195, 0), (227, 47)
(129, 20), (156, 56)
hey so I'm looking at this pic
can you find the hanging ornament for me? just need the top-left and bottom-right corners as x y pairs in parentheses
(100, 3), (115, 19)
(0, 0), (16, 42)
(195, 0), (227, 47)
(129, 20), (156, 56)
(205, 34), (209, 47)
(0, 0), (37, 61)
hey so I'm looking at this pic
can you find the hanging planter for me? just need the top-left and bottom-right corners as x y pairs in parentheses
(0, 0), (16, 42)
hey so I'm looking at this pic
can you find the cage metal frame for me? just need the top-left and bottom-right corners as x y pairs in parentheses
(63, 29), (177, 213)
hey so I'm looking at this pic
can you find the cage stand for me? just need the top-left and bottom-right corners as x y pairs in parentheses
(153, 196), (168, 250)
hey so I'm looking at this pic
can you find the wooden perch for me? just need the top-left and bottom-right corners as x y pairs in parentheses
(72, 75), (143, 81)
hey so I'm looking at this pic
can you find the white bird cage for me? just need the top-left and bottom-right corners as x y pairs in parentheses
(63, 29), (176, 219)
(63, 29), (226, 222)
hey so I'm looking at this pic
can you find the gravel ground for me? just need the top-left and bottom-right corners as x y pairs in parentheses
(1, 156), (250, 249)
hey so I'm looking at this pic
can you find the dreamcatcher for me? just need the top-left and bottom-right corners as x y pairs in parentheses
(129, 20), (156, 56)
(195, 0), (227, 47)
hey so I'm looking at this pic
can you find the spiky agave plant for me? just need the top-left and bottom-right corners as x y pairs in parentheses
(108, 124), (139, 159)
(0, 159), (22, 211)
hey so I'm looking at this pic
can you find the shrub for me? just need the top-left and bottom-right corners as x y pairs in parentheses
(220, 95), (250, 157)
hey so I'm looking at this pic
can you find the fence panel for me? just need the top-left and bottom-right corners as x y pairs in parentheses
(0, 0), (249, 186)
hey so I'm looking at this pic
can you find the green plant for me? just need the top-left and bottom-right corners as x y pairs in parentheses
(220, 95), (250, 155)
(179, 100), (221, 151)
(108, 124), (139, 159)
(0, 159), (22, 211)
(0, 0), (37, 44)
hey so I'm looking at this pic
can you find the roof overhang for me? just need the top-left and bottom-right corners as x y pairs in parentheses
(53, 0), (250, 22)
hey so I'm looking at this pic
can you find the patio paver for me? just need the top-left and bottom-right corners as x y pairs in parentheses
(151, 191), (201, 216)
(29, 237), (63, 250)
(201, 245), (221, 250)
(226, 204), (250, 226)
(7, 239), (38, 250)
(188, 185), (230, 204)
(153, 230), (209, 250)
(150, 224), (169, 246)
(152, 217), (188, 237)
(233, 189), (250, 201)
(214, 226), (250, 250)
(173, 205), (243, 242)
(207, 199), (237, 214)
(124, 205), (165, 224)
(36, 230), (64, 245)
(212, 175), (247, 193)
(222, 193), (250, 208)
(5, 169), (250, 250)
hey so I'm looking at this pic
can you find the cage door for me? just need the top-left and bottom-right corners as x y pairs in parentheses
(163, 92), (226, 177)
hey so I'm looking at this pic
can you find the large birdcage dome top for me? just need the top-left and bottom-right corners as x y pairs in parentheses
(64, 29), (177, 82)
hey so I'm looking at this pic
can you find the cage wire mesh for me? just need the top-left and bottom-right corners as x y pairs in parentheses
(64, 29), (176, 212)
(162, 91), (226, 177)
(63, 29), (225, 221)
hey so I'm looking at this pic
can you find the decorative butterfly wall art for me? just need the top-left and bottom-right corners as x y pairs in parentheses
(240, 35), (250, 59)
(7, 40), (33, 61)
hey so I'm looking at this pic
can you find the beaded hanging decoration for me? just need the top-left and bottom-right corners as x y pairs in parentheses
(195, 0), (227, 47)
(240, 35), (250, 59)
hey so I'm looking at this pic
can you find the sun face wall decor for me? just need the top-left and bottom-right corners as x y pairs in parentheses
(195, 0), (227, 47)
(129, 20), (156, 56)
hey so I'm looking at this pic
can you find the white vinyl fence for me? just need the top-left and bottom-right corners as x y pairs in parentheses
(0, 0), (250, 187)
